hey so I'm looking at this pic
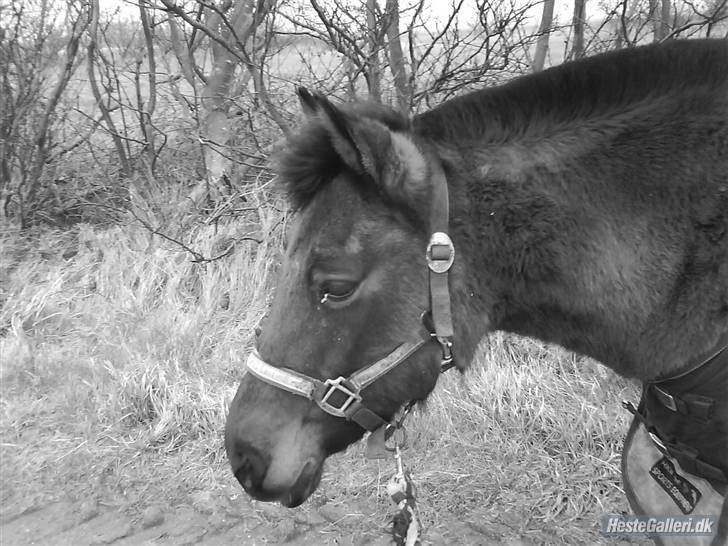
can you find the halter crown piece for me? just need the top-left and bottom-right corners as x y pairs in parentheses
(245, 160), (455, 432)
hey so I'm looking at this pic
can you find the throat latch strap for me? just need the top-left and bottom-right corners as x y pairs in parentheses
(427, 160), (455, 366)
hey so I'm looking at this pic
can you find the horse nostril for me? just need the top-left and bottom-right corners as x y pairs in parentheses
(234, 463), (255, 492)
(254, 326), (262, 338)
(230, 440), (268, 494)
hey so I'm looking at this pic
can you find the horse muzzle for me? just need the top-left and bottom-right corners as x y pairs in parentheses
(227, 435), (324, 507)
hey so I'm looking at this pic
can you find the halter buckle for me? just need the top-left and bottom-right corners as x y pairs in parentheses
(318, 377), (362, 418)
(426, 232), (454, 273)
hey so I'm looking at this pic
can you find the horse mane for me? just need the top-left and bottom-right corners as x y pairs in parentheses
(414, 39), (728, 143)
(276, 102), (409, 210)
(277, 39), (728, 209)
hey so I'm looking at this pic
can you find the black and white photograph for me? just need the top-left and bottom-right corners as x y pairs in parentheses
(1, 0), (726, 544)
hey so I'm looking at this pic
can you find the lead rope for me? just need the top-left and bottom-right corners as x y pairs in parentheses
(378, 402), (420, 546)
(363, 358), (452, 544)
(388, 438), (420, 546)
(365, 347), (455, 543)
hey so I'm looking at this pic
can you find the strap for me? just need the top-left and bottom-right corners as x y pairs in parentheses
(646, 339), (728, 418)
(429, 265), (453, 337)
(350, 339), (429, 391)
(650, 336), (728, 383)
(650, 385), (714, 421)
(246, 336), (430, 431)
(345, 401), (388, 431)
(427, 159), (455, 354)
(624, 388), (728, 486)
(653, 434), (728, 485)
(246, 351), (318, 399)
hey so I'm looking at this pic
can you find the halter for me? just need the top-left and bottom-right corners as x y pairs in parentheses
(245, 160), (455, 432)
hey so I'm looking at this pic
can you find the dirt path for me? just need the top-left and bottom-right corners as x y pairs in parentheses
(1, 490), (652, 546)
(0, 492), (545, 546)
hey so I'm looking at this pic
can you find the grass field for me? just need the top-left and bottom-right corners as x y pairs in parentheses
(0, 198), (645, 544)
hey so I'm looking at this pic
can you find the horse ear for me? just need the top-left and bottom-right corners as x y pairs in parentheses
(294, 89), (363, 170)
(296, 87), (319, 117)
(302, 91), (428, 202)
(307, 94), (367, 175)
(346, 123), (428, 204)
(323, 114), (428, 201)
(384, 131), (428, 200)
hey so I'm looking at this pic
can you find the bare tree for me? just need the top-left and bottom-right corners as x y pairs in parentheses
(86, 0), (131, 177)
(156, 0), (280, 197)
(660, 0), (728, 39)
(650, 0), (672, 39)
(571, 0), (587, 58)
(1, 0), (92, 226)
(138, 1), (158, 167)
(280, 0), (539, 110)
(533, 0), (556, 70)
(384, 0), (411, 112)
(366, 0), (383, 102)
(5, 0), (726, 231)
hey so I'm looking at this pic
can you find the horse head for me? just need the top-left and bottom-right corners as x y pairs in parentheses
(224, 88), (461, 507)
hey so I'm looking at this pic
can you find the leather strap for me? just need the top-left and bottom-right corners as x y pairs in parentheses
(650, 334), (728, 383)
(346, 402), (388, 431)
(349, 339), (429, 390)
(624, 399), (728, 485)
(427, 159), (455, 357)
(624, 333), (728, 487)
(650, 385), (714, 421)
(246, 351), (317, 399)
(245, 337), (430, 432)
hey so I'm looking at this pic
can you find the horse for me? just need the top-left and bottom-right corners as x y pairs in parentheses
(225, 39), (728, 545)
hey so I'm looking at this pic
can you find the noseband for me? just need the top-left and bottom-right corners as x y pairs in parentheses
(245, 161), (455, 432)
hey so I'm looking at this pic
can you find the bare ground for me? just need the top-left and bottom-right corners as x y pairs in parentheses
(0, 496), (521, 546)
(1, 494), (646, 546)
(0, 473), (651, 546)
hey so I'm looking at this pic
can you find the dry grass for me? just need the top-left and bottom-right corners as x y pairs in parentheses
(0, 218), (269, 508)
(0, 210), (641, 544)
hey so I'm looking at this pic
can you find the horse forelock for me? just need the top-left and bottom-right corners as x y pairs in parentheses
(276, 101), (410, 211)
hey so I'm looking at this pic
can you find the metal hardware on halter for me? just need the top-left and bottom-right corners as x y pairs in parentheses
(426, 232), (455, 273)
(426, 231), (456, 371)
(437, 337), (454, 369)
(386, 399), (416, 449)
(420, 311), (455, 371)
(318, 377), (362, 418)
(245, 339), (430, 432)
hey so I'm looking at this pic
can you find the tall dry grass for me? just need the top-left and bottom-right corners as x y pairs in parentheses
(0, 210), (278, 507)
(0, 203), (640, 543)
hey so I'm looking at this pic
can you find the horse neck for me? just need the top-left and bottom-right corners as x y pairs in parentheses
(431, 134), (723, 381)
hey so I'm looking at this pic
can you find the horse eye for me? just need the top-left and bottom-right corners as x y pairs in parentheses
(320, 280), (357, 303)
